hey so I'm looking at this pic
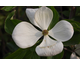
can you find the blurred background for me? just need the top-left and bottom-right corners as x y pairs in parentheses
(0, 6), (80, 59)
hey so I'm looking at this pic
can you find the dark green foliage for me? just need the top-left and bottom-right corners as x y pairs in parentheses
(1, 6), (16, 11)
(64, 33), (80, 46)
(5, 11), (21, 34)
(52, 51), (64, 59)
(47, 6), (59, 30)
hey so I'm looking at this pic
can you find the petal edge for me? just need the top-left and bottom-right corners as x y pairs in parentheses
(26, 8), (39, 27)
(49, 20), (74, 42)
(35, 35), (63, 56)
(35, 6), (53, 30)
(12, 22), (42, 48)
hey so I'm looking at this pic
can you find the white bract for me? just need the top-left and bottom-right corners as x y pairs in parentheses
(12, 7), (74, 56)
(70, 52), (80, 59)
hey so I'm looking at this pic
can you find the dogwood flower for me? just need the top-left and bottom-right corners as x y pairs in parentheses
(70, 52), (80, 59)
(12, 6), (74, 56)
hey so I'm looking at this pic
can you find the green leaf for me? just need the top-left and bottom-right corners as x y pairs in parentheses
(5, 47), (40, 59)
(6, 11), (15, 21)
(4, 11), (21, 34)
(7, 42), (19, 52)
(52, 51), (64, 59)
(11, 19), (22, 26)
(5, 40), (42, 59)
(65, 19), (80, 32)
(23, 40), (42, 59)
(4, 11), (15, 34)
(23, 49), (40, 59)
(1, 6), (16, 11)
(5, 48), (27, 59)
(63, 20), (80, 46)
(63, 33), (80, 46)
(47, 6), (59, 30)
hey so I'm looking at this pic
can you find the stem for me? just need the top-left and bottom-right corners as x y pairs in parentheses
(69, 6), (76, 19)
(64, 48), (73, 53)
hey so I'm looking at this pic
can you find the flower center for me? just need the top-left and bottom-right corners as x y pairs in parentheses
(42, 30), (48, 36)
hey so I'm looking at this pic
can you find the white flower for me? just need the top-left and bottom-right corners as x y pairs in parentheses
(70, 52), (80, 59)
(12, 7), (74, 56)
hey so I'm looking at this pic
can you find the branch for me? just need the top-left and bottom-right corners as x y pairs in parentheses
(69, 6), (76, 19)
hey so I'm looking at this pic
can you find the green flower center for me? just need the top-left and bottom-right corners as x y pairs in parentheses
(42, 30), (48, 36)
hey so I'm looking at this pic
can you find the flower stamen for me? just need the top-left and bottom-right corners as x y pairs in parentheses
(42, 30), (48, 36)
